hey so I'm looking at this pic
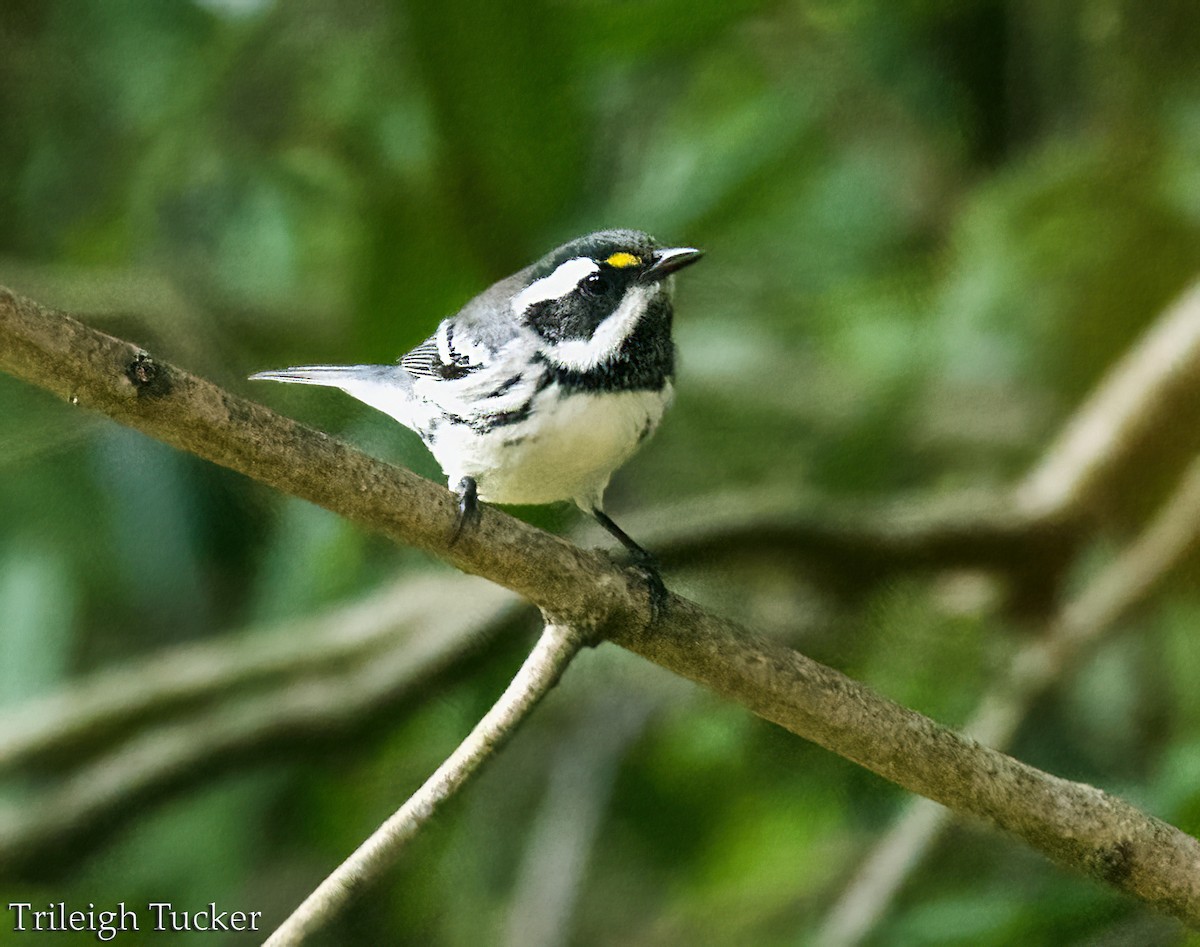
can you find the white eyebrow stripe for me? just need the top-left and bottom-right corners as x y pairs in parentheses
(512, 257), (598, 314)
(538, 283), (654, 373)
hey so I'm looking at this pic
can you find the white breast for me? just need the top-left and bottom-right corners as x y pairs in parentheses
(430, 383), (672, 509)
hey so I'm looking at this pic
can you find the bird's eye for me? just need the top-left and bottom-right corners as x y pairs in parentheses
(580, 271), (613, 297)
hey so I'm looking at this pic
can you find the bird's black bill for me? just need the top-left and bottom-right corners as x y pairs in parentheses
(640, 246), (704, 283)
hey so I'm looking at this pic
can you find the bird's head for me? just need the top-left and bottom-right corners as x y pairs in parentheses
(513, 230), (702, 373)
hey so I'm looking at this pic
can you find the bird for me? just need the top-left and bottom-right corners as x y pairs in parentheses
(250, 229), (702, 600)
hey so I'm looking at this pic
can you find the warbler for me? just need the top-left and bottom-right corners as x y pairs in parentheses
(251, 229), (701, 590)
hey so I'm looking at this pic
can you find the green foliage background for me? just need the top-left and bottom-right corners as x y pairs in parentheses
(3, 1), (1200, 944)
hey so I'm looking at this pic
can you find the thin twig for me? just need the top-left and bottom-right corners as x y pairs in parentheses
(815, 456), (1200, 947)
(263, 619), (590, 946)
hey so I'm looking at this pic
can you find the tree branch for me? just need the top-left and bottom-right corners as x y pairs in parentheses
(815, 454), (1200, 947)
(264, 619), (590, 947)
(4, 285), (1200, 928)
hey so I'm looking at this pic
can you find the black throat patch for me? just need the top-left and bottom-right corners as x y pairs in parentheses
(537, 294), (675, 393)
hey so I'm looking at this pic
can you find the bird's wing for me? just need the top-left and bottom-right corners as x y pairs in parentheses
(399, 298), (545, 432)
(400, 303), (523, 381)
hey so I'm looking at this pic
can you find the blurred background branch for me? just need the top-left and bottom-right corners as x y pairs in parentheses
(0, 575), (522, 878)
(264, 618), (591, 947)
(1018, 282), (1200, 522)
(0, 574), (520, 774)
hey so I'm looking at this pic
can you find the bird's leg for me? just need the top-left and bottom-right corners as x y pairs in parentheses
(591, 507), (668, 621)
(450, 476), (480, 545)
(591, 508), (652, 561)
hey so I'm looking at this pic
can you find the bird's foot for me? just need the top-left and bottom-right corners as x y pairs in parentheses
(606, 545), (668, 625)
(590, 507), (668, 625)
(449, 477), (480, 546)
(630, 552), (669, 626)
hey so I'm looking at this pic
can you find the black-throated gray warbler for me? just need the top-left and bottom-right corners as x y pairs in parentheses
(250, 229), (702, 590)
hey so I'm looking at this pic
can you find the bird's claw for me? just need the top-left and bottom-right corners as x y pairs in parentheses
(634, 563), (669, 625)
(628, 549), (669, 625)
(449, 477), (480, 546)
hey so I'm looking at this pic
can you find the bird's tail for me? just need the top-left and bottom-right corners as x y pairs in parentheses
(249, 364), (384, 386)
(250, 364), (418, 429)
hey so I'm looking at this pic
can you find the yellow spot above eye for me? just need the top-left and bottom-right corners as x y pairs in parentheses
(605, 252), (641, 269)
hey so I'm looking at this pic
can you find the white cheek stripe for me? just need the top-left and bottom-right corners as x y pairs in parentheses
(540, 284), (656, 372)
(512, 257), (598, 314)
